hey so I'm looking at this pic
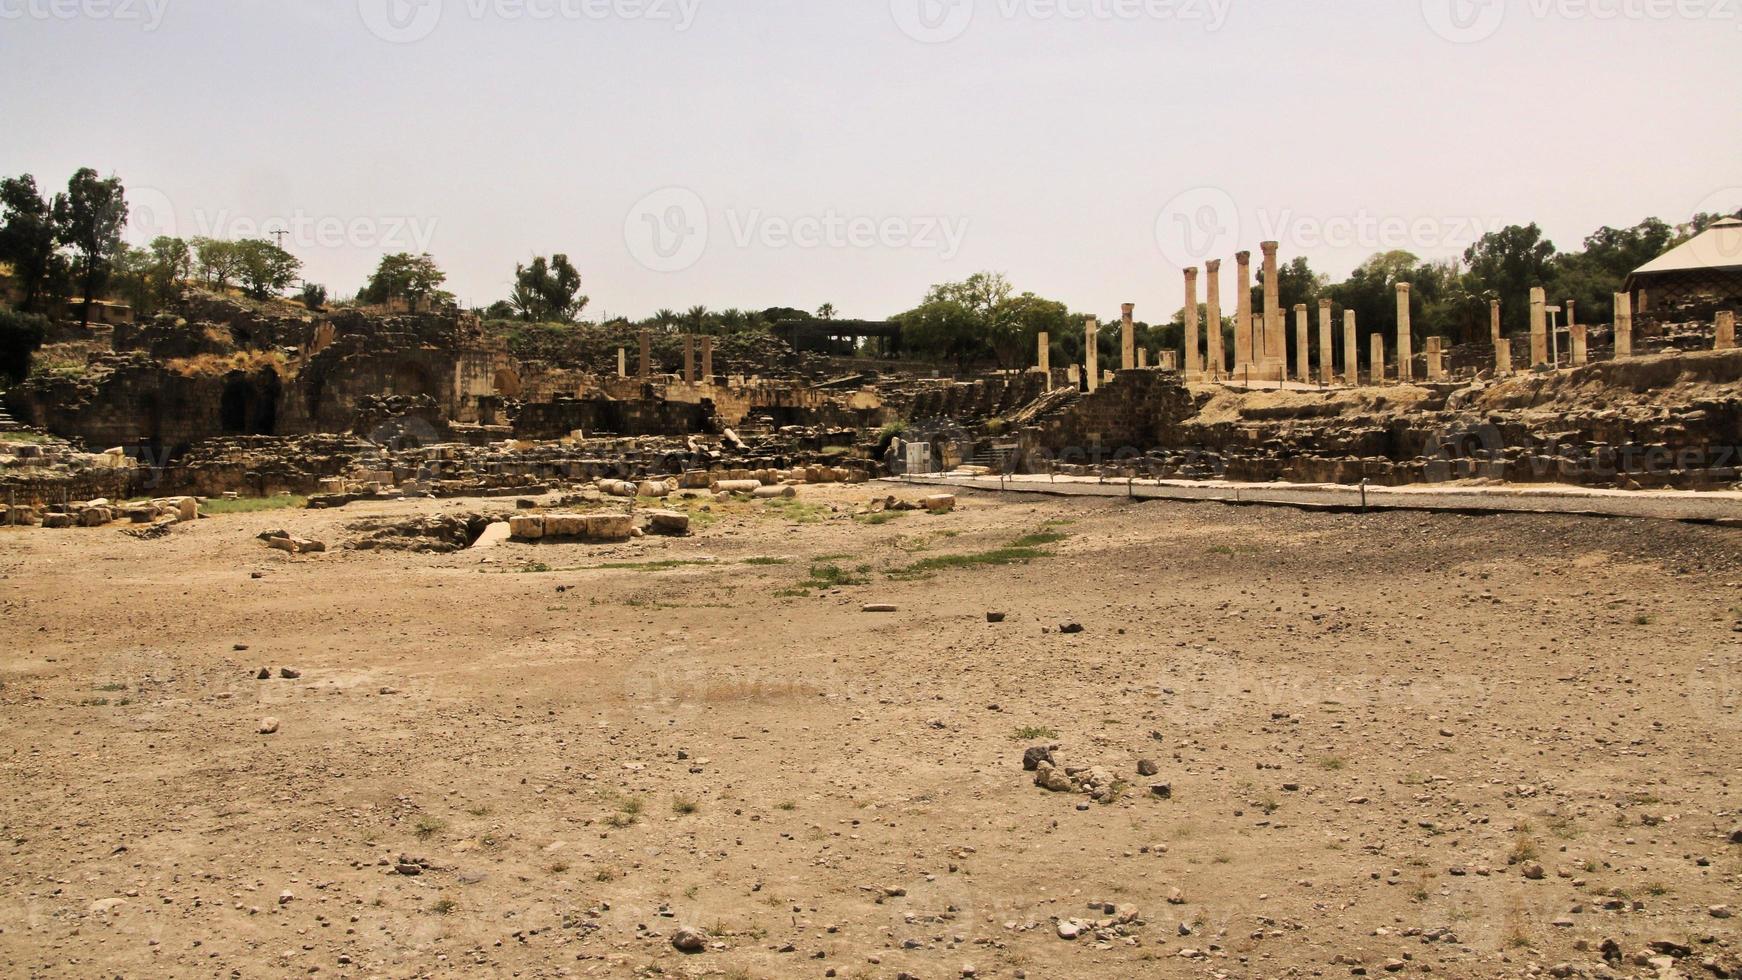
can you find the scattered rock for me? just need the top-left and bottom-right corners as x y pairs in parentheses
(671, 926), (708, 953)
(258, 717), (280, 735)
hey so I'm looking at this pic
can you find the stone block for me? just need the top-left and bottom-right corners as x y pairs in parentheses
(544, 514), (587, 538)
(713, 480), (760, 494)
(643, 510), (690, 536)
(585, 514), (634, 541)
(753, 485), (797, 499)
(923, 494), (957, 513)
(509, 515), (546, 540)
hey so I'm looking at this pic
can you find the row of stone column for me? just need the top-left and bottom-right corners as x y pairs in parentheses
(617, 331), (716, 383)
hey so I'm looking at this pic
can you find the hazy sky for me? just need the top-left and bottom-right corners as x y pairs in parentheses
(3, 0), (1739, 321)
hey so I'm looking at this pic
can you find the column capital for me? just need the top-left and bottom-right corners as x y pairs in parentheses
(1319, 297), (1333, 308)
(1260, 241), (1279, 255)
(1122, 303), (1135, 315)
(1396, 282), (1412, 293)
(1293, 303), (1307, 312)
(1205, 259), (1222, 272)
(1235, 250), (1251, 263)
(1184, 266), (1200, 280)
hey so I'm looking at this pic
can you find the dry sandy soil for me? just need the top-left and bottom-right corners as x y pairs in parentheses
(2, 485), (1741, 979)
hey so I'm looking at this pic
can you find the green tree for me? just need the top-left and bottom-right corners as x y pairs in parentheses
(141, 236), (192, 311)
(193, 237), (243, 291)
(0, 174), (66, 314)
(234, 239), (301, 300)
(299, 281), (328, 311)
(362, 252), (445, 312)
(509, 253), (587, 323)
(1462, 224), (1556, 334)
(816, 302), (836, 320)
(52, 168), (128, 327)
(894, 272), (1073, 373)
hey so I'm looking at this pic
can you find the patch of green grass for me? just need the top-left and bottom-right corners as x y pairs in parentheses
(413, 816), (447, 840)
(889, 546), (1048, 578)
(776, 801), (797, 811)
(855, 511), (906, 526)
(760, 498), (828, 524)
(597, 559), (714, 572)
(797, 563), (868, 591)
(1010, 531), (1068, 548)
(431, 898), (457, 915)
(200, 495), (308, 516)
(518, 562), (552, 574)
(673, 797), (699, 815)
(1011, 726), (1059, 741)
(95, 682), (128, 693)
(1319, 755), (1346, 771)
(742, 556), (791, 566)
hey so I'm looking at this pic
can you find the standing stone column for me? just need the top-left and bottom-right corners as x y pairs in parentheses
(1495, 338), (1512, 376)
(1529, 287), (1549, 366)
(639, 330), (652, 380)
(1084, 317), (1100, 393)
(1234, 251), (1254, 377)
(1183, 267), (1201, 379)
(1425, 336), (1445, 380)
(1037, 331), (1052, 389)
(683, 335), (696, 383)
(1718, 310), (1737, 350)
(1138, 349), (1149, 369)
(1318, 299), (1335, 385)
(1395, 283), (1414, 382)
(1261, 241), (1283, 379)
(1490, 298), (1502, 345)
(617, 348), (627, 379)
(1570, 324), (1589, 365)
(1613, 292), (1633, 357)
(1121, 304), (1136, 372)
(1343, 310), (1359, 386)
(701, 336), (714, 381)
(1293, 304), (1310, 383)
(1370, 332), (1386, 384)
(1205, 260), (1224, 379)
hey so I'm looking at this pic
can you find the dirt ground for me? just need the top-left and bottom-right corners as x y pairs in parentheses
(2, 485), (1740, 979)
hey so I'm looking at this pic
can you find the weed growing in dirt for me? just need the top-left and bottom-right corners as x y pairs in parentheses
(1011, 726), (1058, 741)
(414, 816), (447, 840)
(202, 495), (308, 516)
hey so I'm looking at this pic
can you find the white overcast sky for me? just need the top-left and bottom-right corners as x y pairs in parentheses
(3, 0), (1739, 320)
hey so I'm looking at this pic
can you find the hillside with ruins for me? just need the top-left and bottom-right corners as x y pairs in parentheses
(5, 6), (1742, 980)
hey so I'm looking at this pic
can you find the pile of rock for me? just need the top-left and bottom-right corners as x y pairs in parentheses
(1025, 745), (1164, 804)
(26, 495), (198, 529)
(1054, 903), (1144, 942)
(863, 493), (956, 515)
(346, 513), (495, 553)
(259, 530), (327, 554)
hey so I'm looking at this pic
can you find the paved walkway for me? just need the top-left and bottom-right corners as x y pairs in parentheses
(883, 473), (1742, 523)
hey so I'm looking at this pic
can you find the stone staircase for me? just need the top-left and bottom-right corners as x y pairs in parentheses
(0, 404), (21, 433)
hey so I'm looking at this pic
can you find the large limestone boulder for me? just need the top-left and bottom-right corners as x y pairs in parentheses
(586, 514), (634, 541)
(509, 515), (546, 540)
